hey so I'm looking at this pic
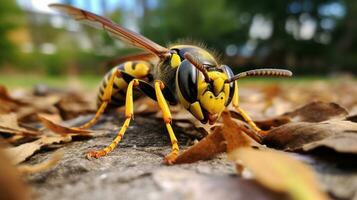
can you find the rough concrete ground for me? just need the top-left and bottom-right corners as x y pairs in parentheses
(24, 114), (288, 200)
(24, 114), (357, 200)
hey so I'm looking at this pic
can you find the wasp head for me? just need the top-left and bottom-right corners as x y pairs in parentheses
(176, 53), (235, 125)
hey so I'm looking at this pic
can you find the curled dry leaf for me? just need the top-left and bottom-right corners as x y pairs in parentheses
(229, 148), (329, 200)
(346, 114), (357, 123)
(264, 120), (357, 153)
(0, 113), (39, 136)
(4, 135), (71, 164)
(255, 101), (349, 130)
(174, 111), (261, 164)
(18, 150), (63, 175)
(220, 111), (260, 152)
(282, 101), (348, 122)
(0, 148), (32, 200)
(174, 126), (226, 164)
(38, 114), (92, 136)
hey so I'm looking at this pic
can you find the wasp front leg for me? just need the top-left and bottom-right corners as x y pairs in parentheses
(232, 81), (268, 136)
(154, 80), (179, 165)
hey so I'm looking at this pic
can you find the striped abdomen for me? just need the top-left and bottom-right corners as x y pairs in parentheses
(96, 61), (153, 110)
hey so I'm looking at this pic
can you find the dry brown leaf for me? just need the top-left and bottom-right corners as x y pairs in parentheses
(229, 148), (329, 200)
(221, 111), (259, 152)
(55, 94), (95, 120)
(174, 126), (226, 164)
(264, 120), (357, 153)
(255, 101), (349, 130)
(0, 147), (32, 200)
(4, 135), (71, 164)
(346, 114), (357, 123)
(18, 150), (63, 174)
(0, 113), (39, 136)
(174, 112), (261, 164)
(0, 85), (27, 105)
(38, 114), (92, 136)
(283, 101), (348, 122)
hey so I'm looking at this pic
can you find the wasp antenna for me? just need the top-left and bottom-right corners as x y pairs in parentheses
(225, 68), (293, 83)
(184, 52), (211, 82)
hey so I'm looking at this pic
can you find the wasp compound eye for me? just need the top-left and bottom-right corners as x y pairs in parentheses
(184, 52), (210, 83)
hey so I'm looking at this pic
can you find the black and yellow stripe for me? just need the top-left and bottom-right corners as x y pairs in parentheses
(96, 61), (153, 110)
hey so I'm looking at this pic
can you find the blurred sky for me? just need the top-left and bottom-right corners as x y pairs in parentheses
(16, 0), (159, 15)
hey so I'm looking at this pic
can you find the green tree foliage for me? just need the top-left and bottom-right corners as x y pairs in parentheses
(140, 0), (239, 50)
(0, 0), (23, 66)
(139, 0), (356, 74)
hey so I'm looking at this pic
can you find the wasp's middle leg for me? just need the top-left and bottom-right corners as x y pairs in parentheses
(154, 80), (179, 165)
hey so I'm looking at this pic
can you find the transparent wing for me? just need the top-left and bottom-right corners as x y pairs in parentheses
(49, 4), (169, 57)
(106, 52), (159, 67)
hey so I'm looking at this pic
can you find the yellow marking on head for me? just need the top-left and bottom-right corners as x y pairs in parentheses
(189, 102), (204, 120)
(170, 53), (181, 68)
(200, 91), (226, 114)
(197, 73), (208, 98)
(208, 71), (228, 96)
(213, 78), (224, 96)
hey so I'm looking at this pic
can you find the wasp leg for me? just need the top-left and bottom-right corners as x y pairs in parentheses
(154, 80), (179, 165)
(232, 81), (268, 136)
(87, 79), (139, 158)
(76, 70), (121, 130)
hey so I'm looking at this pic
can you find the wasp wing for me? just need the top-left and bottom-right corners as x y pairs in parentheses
(49, 4), (169, 57)
(106, 52), (159, 67)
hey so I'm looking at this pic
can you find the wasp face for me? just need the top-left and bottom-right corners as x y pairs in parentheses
(176, 60), (235, 124)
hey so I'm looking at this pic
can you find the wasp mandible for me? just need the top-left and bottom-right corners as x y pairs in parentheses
(49, 4), (292, 164)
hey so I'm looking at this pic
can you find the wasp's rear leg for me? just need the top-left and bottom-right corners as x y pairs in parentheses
(77, 70), (121, 130)
(77, 61), (153, 129)
(154, 80), (179, 165)
(87, 79), (139, 158)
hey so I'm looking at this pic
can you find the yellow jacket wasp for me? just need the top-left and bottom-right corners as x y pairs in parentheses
(49, 4), (292, 164)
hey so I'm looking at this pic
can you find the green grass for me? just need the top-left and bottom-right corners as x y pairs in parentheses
(0, 74), (102, 90)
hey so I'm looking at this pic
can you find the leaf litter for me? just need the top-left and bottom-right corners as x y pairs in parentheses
(0, 79), (356, 200)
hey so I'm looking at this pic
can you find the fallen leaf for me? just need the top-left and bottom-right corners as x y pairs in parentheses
(0, 147), (32, 200)
(283, 101), (348, 122)
(346, 114), (357, 123)
(4, 135), (71, 164)
(53, 89), (95, 120)
(0, 85), (27, 105)
(153, 168), (287, 200)
(254, 102), (349, 130)
(174, 112), (261, 164)
(174, 126), (226, 164)
(0, 113), (39, 136)
(38, 114), (92, 136)
(229, 148), (329, 200)
(264, 120), (357, 153)
(221, 111), (260, 152)
(302, 133), (357, 153)
(18, 150), (63, 174)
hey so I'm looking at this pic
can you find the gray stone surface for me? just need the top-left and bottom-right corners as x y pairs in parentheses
(25, 114), (285, 200)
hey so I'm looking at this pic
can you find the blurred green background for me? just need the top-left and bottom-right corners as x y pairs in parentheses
(0, 0), (356, 87)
